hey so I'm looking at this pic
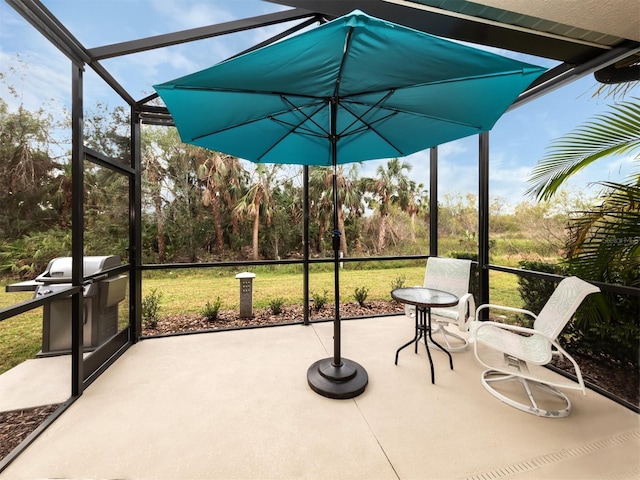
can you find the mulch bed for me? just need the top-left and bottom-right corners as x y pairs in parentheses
(0, 404), (59, 461)
(142, 300), (405, 336)
(2, 299), (636, 462)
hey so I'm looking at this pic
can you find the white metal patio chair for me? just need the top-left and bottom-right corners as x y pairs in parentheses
(405, 257), (475, 352)
(468, 276), (600, 417)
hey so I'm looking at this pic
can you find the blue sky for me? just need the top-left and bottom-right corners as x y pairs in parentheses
(1, 0), (637, 210)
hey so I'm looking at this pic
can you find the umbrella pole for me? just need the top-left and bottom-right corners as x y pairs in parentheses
(331, 162), (341, 366)
(307, 99), (368, 399)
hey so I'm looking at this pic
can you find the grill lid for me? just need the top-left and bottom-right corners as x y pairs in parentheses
(36, 256), (121, 284)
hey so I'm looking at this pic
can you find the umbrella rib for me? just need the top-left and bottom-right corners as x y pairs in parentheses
(337, 68), (530, 101)
(344, 98), (484, 131)
(253, 98), (329, 162)
(338, 89), (403, 155)
(190, 99), (326, 143)
(341, 108), (406, 156)
(333, 90), (405, 156)
(336, 89), (396, 137)
(269, 118), (327, 138)
(334, 27), (355, 98)
(279, 95), (330, 137)
(167, 84), (326, 101)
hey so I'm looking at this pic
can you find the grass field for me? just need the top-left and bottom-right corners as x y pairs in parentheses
(0, 264), (524, 375)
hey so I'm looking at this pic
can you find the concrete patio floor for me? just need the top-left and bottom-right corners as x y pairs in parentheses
(1, 314), (639, 479)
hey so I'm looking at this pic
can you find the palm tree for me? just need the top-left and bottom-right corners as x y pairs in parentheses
(309, 165), (363, 256)
(269, 176), (303, 259)
(565, 182), (639, 285)
(235, 164), (278, 260)
(197, 151), (228, 254)
(396, 179), (427, 242)
(219, 155), (246, 241)
(526, 98), (640, 286)
(361, 158), (411, 252)
(308, 167), (333, 254)
(141, 127), (171, 262)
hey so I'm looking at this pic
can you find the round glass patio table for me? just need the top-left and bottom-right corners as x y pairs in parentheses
(391, 287), (459, 384)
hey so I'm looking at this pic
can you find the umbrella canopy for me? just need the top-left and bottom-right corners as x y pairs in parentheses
(154, 10), (546, 167)
(154, 10), (546, 399)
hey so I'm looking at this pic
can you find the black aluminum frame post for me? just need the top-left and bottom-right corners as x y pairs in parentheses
(478, 132), (490, 319)
(429, 146), (438, 257)
(303, 165), (310, 325)
(131, 108), (143, 341)
(71, 62), (84, 397)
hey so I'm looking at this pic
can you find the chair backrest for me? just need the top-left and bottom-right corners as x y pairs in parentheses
(534, 276), (600, 340)
(423, 257), (471, 317)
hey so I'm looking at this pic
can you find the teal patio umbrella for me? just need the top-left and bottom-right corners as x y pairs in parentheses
(154, 10), (546, 399)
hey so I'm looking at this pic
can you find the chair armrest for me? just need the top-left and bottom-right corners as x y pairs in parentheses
(472, 320), (567, 351)
(472, 320), (541, 338)
(471, 321), (586, 393)
(456, 293), (476, 332)
(475, 304), (537, 321)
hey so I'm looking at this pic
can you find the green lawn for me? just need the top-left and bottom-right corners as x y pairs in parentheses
(0, 290), (42, 374)
(0, 265), (524, 374)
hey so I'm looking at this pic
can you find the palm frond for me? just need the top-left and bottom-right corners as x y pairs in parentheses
(564, 182), (640, 286)
(526, 98), (640, 201)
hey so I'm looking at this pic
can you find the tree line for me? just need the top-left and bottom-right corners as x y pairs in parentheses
(0, 96), (593, 277)
(142, 125), (432, 263)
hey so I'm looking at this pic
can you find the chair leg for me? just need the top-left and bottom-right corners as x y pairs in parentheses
(428, 325), (468, 352)
(481, 370), (572, 418)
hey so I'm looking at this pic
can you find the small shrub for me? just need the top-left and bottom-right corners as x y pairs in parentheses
(202, 297), (222, 322)
(141, 288), (163, 329)
(390, 275), (406, 290)
(518, 260), (564, 326)
(353, 286), (369, 307)
(311, 289), (329, 311)
(269, 297), (285, 315)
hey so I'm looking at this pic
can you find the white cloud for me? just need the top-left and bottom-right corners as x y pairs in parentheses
(0, 50), (70, 112)
(149, 0), (236, 30)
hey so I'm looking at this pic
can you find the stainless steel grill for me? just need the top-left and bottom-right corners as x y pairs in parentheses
(8, 256), (128, 356)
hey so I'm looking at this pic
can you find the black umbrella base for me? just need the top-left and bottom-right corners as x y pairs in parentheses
(307, 358), (368, 399)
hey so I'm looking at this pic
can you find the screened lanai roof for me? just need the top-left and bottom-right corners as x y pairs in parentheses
(7, 0), (637, 122)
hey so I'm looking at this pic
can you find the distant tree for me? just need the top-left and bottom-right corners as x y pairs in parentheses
(396, 179), (427, 242)
(197, 151), (249, 255)
(437, 193), (478, 240)
(82, 105), (131, 258)
(0, 98), (59, 240)
(84, 103), (131, 161)
(361, 158), (411, 253)
(269, 176), (303, 259)
(218, 155), (247, 245)
(309, 164), (363, 257)
(308, 167), (333, 254)
(142, 127), (173, 262)
(236, 164), (279, 260)
(197, 151), (227, 255)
